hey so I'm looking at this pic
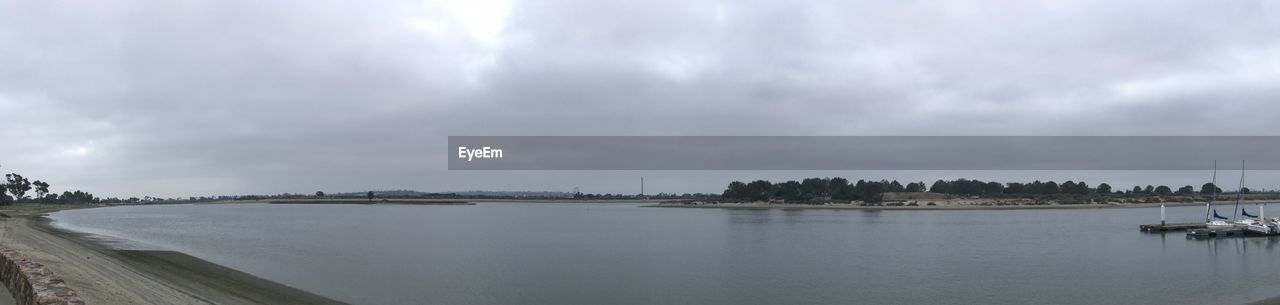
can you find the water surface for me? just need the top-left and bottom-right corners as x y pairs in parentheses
(48, 203), (1280, 305)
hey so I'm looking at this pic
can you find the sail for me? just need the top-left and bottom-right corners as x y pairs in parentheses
(1243, 209), (1258, 218)
(1213, 209), (1229, 220)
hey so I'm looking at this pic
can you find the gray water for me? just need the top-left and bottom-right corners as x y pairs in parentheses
(47, 203), (1280, 305)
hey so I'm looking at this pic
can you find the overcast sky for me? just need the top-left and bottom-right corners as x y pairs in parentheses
(2, 0), (1279, 198)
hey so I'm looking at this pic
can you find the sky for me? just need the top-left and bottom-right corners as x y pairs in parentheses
(1, 0), (1279, 198)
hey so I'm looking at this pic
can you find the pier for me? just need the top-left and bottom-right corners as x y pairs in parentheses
(1185, 227), (1250, 238)
(1139, 222), (1206, 232)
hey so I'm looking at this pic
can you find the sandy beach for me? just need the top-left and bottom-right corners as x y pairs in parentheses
(0, 205), (347, 305)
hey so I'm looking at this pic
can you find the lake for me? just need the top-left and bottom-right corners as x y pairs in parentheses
(47, 203), (1280, 305)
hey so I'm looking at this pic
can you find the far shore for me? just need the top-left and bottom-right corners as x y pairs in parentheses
(265, 198), (475, 205)
(643, 199), (1280, 211)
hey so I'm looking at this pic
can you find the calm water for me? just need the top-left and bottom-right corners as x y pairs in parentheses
(47, 203), (1280, 305)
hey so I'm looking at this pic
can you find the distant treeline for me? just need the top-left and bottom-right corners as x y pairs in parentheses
(231, 191), (719, 201)
(0, 164), (110, 205)
(721, 177), (1238, 203)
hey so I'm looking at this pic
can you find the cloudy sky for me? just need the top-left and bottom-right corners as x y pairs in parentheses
(1, 0), (1279, 198)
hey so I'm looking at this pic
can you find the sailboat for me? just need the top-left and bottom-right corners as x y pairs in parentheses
(1226, 161), (1278, 235)
(1205, 161), (1233, 228)
(1208, 209), (1232, 228)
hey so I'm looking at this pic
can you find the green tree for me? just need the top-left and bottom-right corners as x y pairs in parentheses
(1143, 185), (1154, 194)
(1176, 185), (1195, 195)
(929, 180), (949, 194)
(1042, 181), (1060, 194)
(904, 182), (923, 192)
(859, 181), (885, 203)
(1096, 183), (1112, 194)
(1005, 182), (1025, 194)
(800, 178), (829, 197)
(4, 174), (31, 200)
(745, 180), (774, 201)
(1062, 181), (1077, 194)
(1154, 185), (1172, 195)
(1200, 183), (1221, 194)
(775, 181), (806, 202)
(829, 178), (852, 200)
(722, 181), (747, 200)
(888, 180), (905, 192)
(367, 191), (375, 201)
(315, 191), (326, 197)
(32, 180), (49, 202)
(983, 181), (1003, 194)
(1074, 181), (1091, 194)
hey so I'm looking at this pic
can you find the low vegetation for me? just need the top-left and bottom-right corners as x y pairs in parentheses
(719, 177), (1249, 204)
(0, 164), (105, 205)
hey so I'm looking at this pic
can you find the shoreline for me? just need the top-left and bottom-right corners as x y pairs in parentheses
(642, 199), (1280, 211)
(650, 201), (1208, 211)
(0, 205), (348, 305)
(7, 202), (1280, 305)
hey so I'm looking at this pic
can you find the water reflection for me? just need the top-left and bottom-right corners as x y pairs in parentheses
(49, 203), (1280, 305)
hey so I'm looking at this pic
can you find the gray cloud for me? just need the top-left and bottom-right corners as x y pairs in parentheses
(1, 0), (1278, 197)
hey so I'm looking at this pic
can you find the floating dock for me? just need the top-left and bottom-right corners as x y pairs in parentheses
(1139, 222), (1206, 232)
(1141, 222), (1280, 238)
(1186, 226), (1261, 238)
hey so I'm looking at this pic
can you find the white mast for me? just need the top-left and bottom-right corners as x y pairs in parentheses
(1233, 160), (1245, 220)
(1205, 161), (1217, 222)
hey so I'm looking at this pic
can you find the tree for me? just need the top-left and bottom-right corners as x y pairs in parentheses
(1096, 183), (1112, 194)
(4, 174), (31, 200)
(1132, 186), (1142, 194)
(800, 178), (829, 197)
(1062, 181), (1077, 194)
(1200, 183), (1221, 194)
(1005, 182), (1026, 194)
(829, 178), (852, 200)
(859, 181), (885, 203)
(367, 191), (375, 201)
(1042, 181), (1060, 194)
(315, 191), (326, 197)
(775, 180), (806, 202)
(1143, 185), (1154, 194)
(722, 181), (747, 200)
(888, 180), (905, 192)
(1154, 185), (1172, 195)
(905, 182), (924, 192)
(1176, 185), (1195, 195)
(32, 180), (49, 202)
(0, 165), (7, 205)
(1073, 181), (1091, 194)
(1241, 187), (1252, 194)
(929, 180), (949, 194)
(983, 181), (1004, 194)
(57, 190), (98, 204)
(744, 180), (773, 201)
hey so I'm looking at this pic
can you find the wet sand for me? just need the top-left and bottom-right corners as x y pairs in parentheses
(0, 212), (347, 305)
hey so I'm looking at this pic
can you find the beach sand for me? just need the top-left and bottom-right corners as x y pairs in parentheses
(0, 206), (348, 305)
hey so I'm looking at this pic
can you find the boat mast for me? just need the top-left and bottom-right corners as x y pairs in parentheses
(1205, 160), (1217, 222)
(1233, 160), (1245, 220)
